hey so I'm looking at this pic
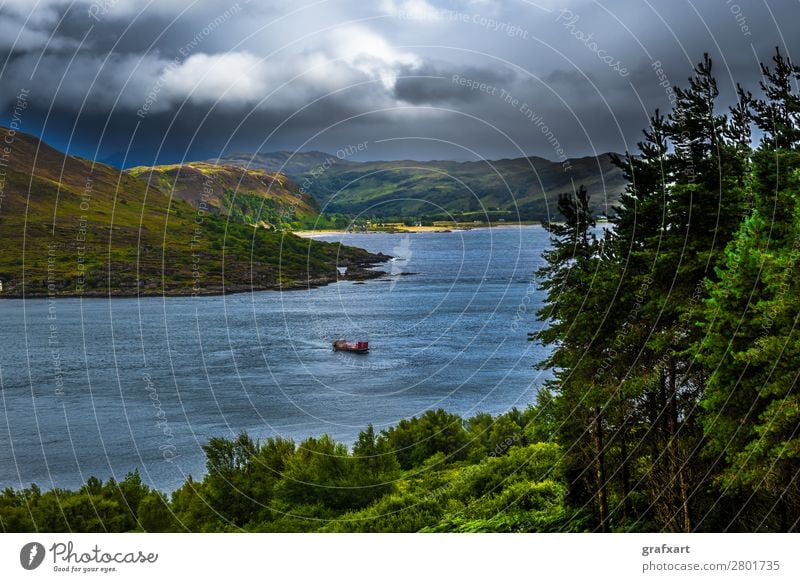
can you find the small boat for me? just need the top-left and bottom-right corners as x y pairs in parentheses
(332, 339), (369, 354)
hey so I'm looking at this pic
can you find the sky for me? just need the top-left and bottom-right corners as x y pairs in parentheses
(1, 0), (798, 167)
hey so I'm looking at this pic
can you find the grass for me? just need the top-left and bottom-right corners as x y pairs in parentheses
(297, 156), (625, 221)
(0, 128), (385, 297)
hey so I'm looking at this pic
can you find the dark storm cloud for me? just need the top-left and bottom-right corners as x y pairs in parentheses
(1, 0), (799, 165)
(393, 63), (517, 105)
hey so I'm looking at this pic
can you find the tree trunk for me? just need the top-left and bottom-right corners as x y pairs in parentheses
(620, 415), (631, 523)
(668, 360), (691, 533)
(593, 407), (609, 532)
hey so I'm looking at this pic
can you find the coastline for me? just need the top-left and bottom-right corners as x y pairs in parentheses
(0, 257), (391, 299)
(294, 222), (542, 238)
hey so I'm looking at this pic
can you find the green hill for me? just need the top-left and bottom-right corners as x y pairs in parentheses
(208, 150), (353, 177)
(209, 152), (626, 222)
(0, 128), (386, 297)
(127, 162), (319, 229)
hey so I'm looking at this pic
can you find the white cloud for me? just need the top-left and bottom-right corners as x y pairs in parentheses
(329, 25), (420, 89)
(1, 37), (421, 116)
(0, 0), (85, 51)
(1, 4), (423, 115)
(1, 0), (65, 27)
(153, 26), (423, 109)
(0, 18), (57, 51)
(161, 52), (269, 106)
(380, 0), (441, 20)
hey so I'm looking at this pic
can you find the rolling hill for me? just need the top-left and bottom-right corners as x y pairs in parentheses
(127, 162), (319, 229)
(0, 128), (386, 297)
(208, 151), (626, 222)
(208, 151), (357, 177)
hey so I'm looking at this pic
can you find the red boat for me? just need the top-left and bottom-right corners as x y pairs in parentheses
(332, 340), (369, 354)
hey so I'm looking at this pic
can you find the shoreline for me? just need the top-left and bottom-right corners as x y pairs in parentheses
(294, 222), (543, 237)
(0, 260), (391, 300)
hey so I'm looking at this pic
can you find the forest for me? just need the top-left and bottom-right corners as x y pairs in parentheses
(534, 48), (800, 532)
(2, 48), (799, 532)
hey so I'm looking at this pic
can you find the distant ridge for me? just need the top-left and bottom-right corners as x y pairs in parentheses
(207, 152), (627, 221)
(207, 151), (357, 176)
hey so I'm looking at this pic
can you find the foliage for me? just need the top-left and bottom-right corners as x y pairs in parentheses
(0, 409), (581, 533)
(288, 156), (626, 222)
(0, 130), (384, 296)
(4, 47), (800, 534)
(531, 48), (800, 533)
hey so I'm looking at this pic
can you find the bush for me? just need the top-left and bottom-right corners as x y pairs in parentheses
(382, 409), (469, 470)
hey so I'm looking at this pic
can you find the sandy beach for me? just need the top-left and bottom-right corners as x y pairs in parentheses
(293, 222), (539, 238)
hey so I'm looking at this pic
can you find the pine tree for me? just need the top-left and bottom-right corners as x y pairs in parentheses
(534, 185), (619, 530)
(751, 47), (800, 150)
(696, 48), (800, 530)
(532, 51), (800, 533)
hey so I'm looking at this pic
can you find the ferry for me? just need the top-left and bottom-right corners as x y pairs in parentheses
(332, 340), (370, 354)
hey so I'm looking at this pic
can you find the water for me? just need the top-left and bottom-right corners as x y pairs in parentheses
(0, 226), (553, 491)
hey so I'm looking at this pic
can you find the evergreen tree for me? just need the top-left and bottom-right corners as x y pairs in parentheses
(534, 185), (614, 529)
(751, 47), (800, 150)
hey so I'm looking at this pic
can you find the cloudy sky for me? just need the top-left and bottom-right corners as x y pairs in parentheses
(1, 0), (798, 166)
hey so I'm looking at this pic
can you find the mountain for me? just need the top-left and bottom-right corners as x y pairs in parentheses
(0, 128), (386, 297)
(207, 151), (355, 176)
(207, 152), (626, 222)
(127, 162), (319, 229)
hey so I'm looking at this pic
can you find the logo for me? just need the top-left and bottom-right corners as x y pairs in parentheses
(20, 542), (46, 570)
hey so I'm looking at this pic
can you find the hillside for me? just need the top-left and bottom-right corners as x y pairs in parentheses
(0, 128), (387, 297)
(127, 162), (319, 229)
(207, 151), (354, 177)
(208, 152), (626, 222)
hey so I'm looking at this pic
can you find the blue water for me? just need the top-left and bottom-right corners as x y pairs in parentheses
(0, 226), (552, 491)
